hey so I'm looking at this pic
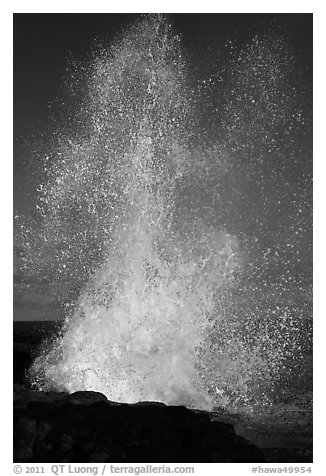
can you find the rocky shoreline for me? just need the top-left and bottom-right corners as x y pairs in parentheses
(14, 386), (266, 463)
(14, 386), (312, 463)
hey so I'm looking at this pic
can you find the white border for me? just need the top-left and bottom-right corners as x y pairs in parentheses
(3, 3), (324, 473)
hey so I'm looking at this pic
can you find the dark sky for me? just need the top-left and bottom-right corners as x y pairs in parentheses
(13, 13), (312, 217)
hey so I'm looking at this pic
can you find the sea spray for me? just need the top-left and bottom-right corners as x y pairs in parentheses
(27, 15), (238, 410)
(23, 15), (312, 411)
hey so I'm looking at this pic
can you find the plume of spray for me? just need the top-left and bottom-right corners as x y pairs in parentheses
(23, 15), (312, 411)
(27, 15), (239, 410)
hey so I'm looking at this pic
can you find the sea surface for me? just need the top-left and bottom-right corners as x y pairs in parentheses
(13, 280), (71, 321)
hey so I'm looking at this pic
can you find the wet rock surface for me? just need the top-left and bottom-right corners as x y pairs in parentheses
(14, 387), (266, 463)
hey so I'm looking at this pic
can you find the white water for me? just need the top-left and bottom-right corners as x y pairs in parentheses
(26, 15), (311, 411)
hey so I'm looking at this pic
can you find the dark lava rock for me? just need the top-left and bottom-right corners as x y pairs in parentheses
(13, 387), (265, 463)
(263, 448), (313, 463)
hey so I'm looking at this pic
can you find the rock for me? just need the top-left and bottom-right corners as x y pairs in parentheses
(87, 451), (110, 462)
(58, 433), (74, 452)
(263, 448), (313, 463)
(14, 384), (68, 410)
(14, 440), (34, 462)
(16, 417), (37, 444)
(14, 387), (265, 463)
(68, 390), (109, 405)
